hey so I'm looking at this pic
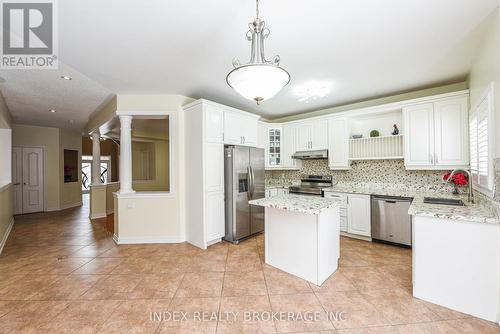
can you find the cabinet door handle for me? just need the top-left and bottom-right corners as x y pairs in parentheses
(435, 154), (438, 164)
(429, 154), (433, 164)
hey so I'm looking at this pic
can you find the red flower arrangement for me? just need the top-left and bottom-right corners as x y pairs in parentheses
(443, 172), (468, 186)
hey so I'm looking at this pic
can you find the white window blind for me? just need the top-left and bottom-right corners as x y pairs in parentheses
(469, 84), (494, 196)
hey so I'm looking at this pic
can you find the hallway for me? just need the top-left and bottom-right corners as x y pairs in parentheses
(0, 205), (498, 333)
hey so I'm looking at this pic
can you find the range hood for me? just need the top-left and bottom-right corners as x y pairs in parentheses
(292, 150), (328, 160)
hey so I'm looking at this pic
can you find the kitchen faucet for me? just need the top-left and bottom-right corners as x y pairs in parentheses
(447, 169), (474, 203)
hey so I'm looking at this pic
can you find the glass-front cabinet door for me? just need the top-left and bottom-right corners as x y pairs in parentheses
(268, 127), (281, 167)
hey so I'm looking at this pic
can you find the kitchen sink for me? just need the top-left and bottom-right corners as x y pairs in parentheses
(423, 197), (465, 206)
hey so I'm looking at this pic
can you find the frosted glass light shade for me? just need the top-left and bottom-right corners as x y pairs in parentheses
(227, 64), (290, 103)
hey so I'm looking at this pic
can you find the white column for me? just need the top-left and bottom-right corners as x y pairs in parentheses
(119, 115), (134, 194)
(91, 131), (102, 185)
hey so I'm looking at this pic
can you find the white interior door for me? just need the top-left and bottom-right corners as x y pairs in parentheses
(22, 147), (44, 214)
(12, 147), (22, 215)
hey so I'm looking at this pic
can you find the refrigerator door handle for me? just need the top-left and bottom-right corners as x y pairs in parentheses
(250, 166), (255, 199)
(247, 166), (253, 200)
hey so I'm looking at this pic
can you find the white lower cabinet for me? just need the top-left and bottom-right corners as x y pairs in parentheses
(325, 192), (371, 237)
(347, 194), (371, 237)
(205, 191), (225, 243)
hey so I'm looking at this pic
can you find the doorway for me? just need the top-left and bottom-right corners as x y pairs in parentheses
(12, 146), (44, 215)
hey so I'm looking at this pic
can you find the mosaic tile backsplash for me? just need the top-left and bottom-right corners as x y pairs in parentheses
(265, 159), (466, 193)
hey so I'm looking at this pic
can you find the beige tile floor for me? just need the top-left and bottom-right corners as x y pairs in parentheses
(0, 202), (499, 333)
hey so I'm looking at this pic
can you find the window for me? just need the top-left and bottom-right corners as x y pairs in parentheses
(469, 84), (495, 196)
(81, 155), (111, 192)
(0, 128), (12, 188)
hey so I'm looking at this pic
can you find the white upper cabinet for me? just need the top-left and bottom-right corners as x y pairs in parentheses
(403, 95), (469, 170)
(311, 120), (328, 150)
(404, 103), (435, 167)
(282, 123), (300, 169)
(204, 104), (224, 143)
(328, 118), (350, 169)
(257, 122), (268, 149)
(296, 119), (328, 151)
(433, 97), (469, 167)
(296, 123), (312, 151)
(223, 110), (259, 147)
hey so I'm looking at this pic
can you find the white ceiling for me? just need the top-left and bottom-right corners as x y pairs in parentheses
(1, 0), (498, 130)
(0, 62), (114, 130)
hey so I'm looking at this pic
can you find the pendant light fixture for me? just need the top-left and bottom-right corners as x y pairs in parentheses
(226, 0), (290, 105)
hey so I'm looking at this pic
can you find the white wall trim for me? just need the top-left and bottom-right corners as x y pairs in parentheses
(106, 208), (114, 215)
(114, 235), (186, 244)
(0, 217), (14, 254)
(60, 201), (83, 210)
(90, 213), (107, 219)
(114, 191), (176, 199)
(45, 206), (60, 212)
(0, 182), (12, 193)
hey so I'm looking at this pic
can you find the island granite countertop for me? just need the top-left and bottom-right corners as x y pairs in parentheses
(322, 185), (500, 224)
(249, 194), (341, 215)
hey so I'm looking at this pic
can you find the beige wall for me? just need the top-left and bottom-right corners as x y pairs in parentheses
(0, 92), (11, 128)
(469, 6), (500, 158)
(12, 124), (83, 211)
(59, 129), (83, 208)
(0, 91), (13, 252)
(113, 94), (193, 242)
(0, 186), (13, 250)
(85, 95), (117, 134)
(132, 139), (170, 191)
(12, 124), (61, 211)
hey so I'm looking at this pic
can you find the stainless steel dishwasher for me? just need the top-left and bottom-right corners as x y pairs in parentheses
(371, 195), (412, 247)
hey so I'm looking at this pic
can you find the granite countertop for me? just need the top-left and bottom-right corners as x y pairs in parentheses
(323, 185), (500, 224)
(249, 194), (341, 215)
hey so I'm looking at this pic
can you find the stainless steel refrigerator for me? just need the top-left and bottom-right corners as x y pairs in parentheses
(224, 145), (265, 244)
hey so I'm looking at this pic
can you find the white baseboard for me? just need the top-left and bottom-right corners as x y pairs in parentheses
(89, 213), (107, 219)
(114, 235), (186, 245)
(340, 231), (372, 242)
(45, 206), (60, 212)
(106, 209), (114, 215)
(0, 217), (14, 254)
(60, 201), (83, 210)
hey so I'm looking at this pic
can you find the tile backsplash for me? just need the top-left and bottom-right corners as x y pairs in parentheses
(265, 159), (465, 193)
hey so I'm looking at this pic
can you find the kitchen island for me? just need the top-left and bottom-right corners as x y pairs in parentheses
(249, 194), (341, 286)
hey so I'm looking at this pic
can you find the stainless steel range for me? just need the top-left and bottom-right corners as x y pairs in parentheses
(289, 175), (333, 196)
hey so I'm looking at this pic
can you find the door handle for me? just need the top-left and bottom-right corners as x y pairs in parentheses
(23, 182), (27, 185)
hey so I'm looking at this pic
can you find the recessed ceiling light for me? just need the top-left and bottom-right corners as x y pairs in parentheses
(61, 75), (72, 80)
(49, 109), (56, 113)
(294, 81), (332, 103)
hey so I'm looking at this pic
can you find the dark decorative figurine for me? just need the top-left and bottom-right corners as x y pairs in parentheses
(392, 124), (399, 135)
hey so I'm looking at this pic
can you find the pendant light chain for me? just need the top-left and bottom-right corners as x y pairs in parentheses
(256, 0), (259, 19)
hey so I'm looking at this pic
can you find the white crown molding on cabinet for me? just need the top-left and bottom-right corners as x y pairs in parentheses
(275, 90), (470, 125)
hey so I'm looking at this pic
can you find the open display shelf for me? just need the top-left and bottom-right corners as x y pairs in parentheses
(349, 134), (403, 160)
